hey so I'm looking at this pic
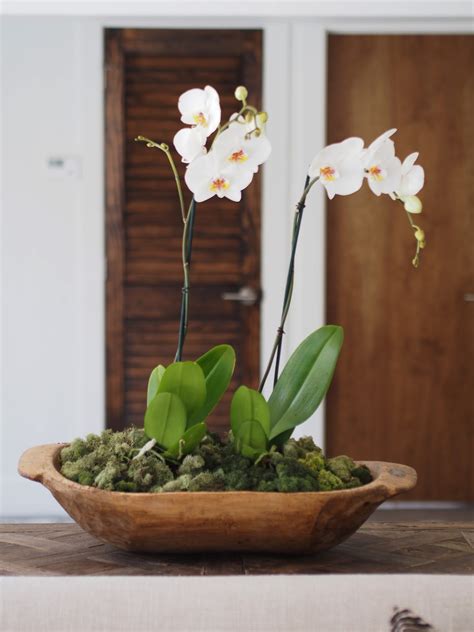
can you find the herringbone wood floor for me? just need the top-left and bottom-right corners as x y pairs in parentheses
(0, 522), (472, 576)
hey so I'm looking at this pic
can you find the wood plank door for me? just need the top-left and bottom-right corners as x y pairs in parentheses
(105, 29), (262, 433)
(326, 35), (474, 501)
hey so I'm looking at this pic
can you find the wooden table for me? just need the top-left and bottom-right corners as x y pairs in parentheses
(1, 522), (472, 576)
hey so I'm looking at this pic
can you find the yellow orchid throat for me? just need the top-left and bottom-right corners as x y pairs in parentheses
(368, 165), (384, 181)
(209, 177), (230, 192)
(228, 149), (248, 163)
(193, 112), (208, 126)
(319, 166), (337, 182)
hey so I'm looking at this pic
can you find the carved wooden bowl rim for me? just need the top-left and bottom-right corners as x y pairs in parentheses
(19, 443), (417, 499)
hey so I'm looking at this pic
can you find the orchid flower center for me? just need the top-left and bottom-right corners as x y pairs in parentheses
(209, 177), (230, 192)
(193, 112), (208, 127)
(228, 149), (248, 163)
(319, 166), (338, 182)
(368, 165), (386, 181)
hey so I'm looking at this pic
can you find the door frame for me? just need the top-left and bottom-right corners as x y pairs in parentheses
(39, 9), (471, 449)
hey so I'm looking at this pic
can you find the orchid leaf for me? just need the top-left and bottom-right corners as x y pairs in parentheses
(234, 420), (268, 460)
(231, 386), (270, 437)
(147, 364), (166, 406)
(144, 392), (187, 449)
(158, 361), (206, 419)
(188, 344), (236, 426)
(269, 428), (293, 448)
(268, 325), (344, 440)
(164, 422), (207, 459)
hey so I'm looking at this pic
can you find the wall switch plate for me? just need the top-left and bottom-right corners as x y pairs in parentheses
(46, 156), (82, 179)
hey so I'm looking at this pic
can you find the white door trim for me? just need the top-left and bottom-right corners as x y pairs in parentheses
(3, 1), (472, 19)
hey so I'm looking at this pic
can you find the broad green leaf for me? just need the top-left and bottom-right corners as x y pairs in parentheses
(188, 344), (236, 426)
(147, 364), (166, 406)
(144, 392), (187, 449)
(158, 361), (206, 419)
(234, 420), (268, 460)
(270, 428), (293, 448)
(230, 386), (270, 437)
(164, 422), (207, 459)
(268, 325), (344, 440)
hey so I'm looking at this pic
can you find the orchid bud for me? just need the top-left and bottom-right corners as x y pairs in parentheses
(402, 195), (423, 214)
(234, 86), (248, 102)
(414, 228), (426, 249)
(257, 111), (268, 125)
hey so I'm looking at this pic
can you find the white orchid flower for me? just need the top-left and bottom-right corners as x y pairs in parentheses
(185, 151), (254, 203)
(363, 129), (402, 196)
(173, 127), (207, 164)
(173, 85), (221, 163)
(397, 152), (425, 197)
(178, 85), (221, 137)
(308, 137), (365, 200)
(213, 125), (271, 174)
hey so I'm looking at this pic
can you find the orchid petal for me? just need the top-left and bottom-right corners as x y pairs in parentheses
(401, 152), (419, 175)
(214, 126), (271, 174)
(308, 137), (364, 198)
(177, 85), (221, 137)
(367, 128), (397, 153)
(173, 127), (206, 164)
(398, 164), (424, 196)
(184, 150), (254, 203)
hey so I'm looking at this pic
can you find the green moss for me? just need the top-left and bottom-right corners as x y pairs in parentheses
(345, 477), (362, 489)
(275, 457), (319, 492)
(127, 457), (173, 490)
(59, 427), (372, 493)
(318, 469), (344, 491)
(161, 475), (193, 492)
(299, 451), (325, 474)
(95, 460), (124, 490)
(351, 465), (373, 485)
(178, 455), (205, 476)
(188, 471), (225, 492)
(116, 481), (138, 492)
(326, 455), (356, 483)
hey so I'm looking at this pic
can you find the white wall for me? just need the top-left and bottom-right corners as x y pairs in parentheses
(1, 17), (104, 517)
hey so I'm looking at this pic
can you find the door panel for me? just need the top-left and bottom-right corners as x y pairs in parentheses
(326, 35), (473, 501)
(105, 29), (262, 432)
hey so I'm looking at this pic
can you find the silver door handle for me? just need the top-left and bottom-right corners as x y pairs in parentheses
(221, 286), (259, 306)
(464, 293), (474, 302)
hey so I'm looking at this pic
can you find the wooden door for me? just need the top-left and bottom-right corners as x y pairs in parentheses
(105, 29), (262, 433)
(326, 35), (473, 501)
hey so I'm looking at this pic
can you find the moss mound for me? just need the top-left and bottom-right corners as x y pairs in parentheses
(59, 429), (372, 493)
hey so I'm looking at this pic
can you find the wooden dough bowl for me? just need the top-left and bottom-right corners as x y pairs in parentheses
(19, 444), (417, 554)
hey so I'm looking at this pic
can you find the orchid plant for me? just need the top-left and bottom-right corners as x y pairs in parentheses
(135, 84), (425, 462)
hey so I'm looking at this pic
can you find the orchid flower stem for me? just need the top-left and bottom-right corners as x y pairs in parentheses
(259, 175), (319, 393)
(175, 198), (197, 362)
(134, 135), (186, 224)
(395, 195), (425, 268)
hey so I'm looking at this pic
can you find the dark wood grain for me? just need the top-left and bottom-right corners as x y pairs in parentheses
(105, 31), (126, 431)
(1, 522), (471, 576)
(326, 35), (474, 501)
(105, 29), (263, 433)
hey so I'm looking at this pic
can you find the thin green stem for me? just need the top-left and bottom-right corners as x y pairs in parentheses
(259, 175), (319, 393)
(175, 198), (197, 362)
(135, 135), (186, 223)
(394, 194), (425, 268)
